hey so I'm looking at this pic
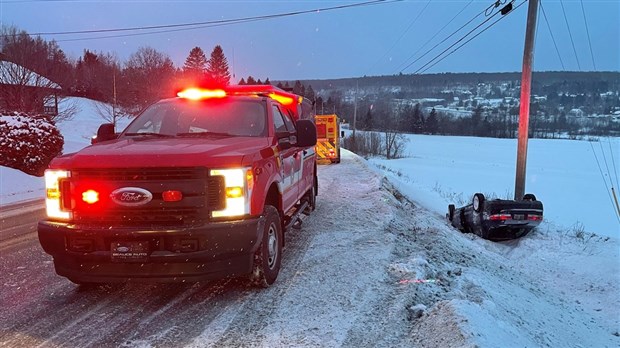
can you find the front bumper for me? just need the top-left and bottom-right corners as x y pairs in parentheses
(38, 217), (264, 283)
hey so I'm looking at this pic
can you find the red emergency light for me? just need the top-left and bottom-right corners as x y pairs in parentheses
(177, 85), (308, 120)
(177, 88), (226, 100)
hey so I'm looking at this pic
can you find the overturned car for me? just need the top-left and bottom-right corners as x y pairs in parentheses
(447, 193), (543, 240)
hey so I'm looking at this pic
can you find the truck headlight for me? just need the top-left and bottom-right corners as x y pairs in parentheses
(210, 168), (253, 218)
(44, 169), (72, 220)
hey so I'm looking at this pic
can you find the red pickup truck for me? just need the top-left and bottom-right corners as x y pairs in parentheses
(38, 85), (317, 287)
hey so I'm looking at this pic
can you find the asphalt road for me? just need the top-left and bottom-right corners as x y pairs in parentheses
(0, 155), (419, 347)
(0, 186), (346, 348)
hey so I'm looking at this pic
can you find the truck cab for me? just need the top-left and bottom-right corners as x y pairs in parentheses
(38, 85), (317, 287)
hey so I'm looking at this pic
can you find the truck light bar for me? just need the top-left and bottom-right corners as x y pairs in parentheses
(177, 88), (226, 100)
(177, 86), (303, 107)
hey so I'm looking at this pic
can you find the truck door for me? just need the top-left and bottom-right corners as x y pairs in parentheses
(272, 105), (299, 213)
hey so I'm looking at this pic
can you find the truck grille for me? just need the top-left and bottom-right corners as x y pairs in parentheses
(72, 167), (224, 226)
(76, 207), (204, 226)
(75, 167), (204, 181)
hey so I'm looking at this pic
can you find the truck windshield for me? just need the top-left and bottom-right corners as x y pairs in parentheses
(123, 99), (267, 138)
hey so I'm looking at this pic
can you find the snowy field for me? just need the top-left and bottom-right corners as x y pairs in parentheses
(366, 134), (620, 239)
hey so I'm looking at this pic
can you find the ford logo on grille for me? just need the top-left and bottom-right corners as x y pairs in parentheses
(110, 187), (153, 207)
(116, 246), (130, 253)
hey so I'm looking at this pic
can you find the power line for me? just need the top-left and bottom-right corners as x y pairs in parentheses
(1, 0), (401, 38)
(395, 0), (474, 72)
(558, 0), (581, 70)
(540, 0), (565, 70)
(579, 0), (596, 70)
(417, 0), (526, 74)
(365, 0), (432, 75)
(54, 17), (268, 43)
(400, 0), (501, 73)
(408, 1), (511, 74)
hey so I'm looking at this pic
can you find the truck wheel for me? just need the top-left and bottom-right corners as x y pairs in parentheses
(523, 193), (537, 201)
(249, 205), (282, 287)
(309, 176), (317, 211)
(473, 193), (485, 213)
(303, 176), (317, 215)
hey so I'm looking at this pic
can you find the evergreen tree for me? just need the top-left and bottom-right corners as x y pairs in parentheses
(256, 78), (262, 84)
(246, 76), (256, 84)
(293, 80), (303, 96)
(364, 107), (373, 130)
(183, 46), (207, 80)
(412, 103), (425, 133)
(206, 45), (231, 86)
(471, 105), (483, 135)
(264, 78), (271, 85)
(238, 77), (246, 85)
(276, 82), (284, 89)
(305, 84), (315, 101)
(425, 108), (439, 134)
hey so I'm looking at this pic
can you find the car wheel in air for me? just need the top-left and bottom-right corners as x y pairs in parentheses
(473, 193), (485, 213)
(523, 193), (537, 201)
(448, 204), (455, 221)
(249, 205), (283, 288)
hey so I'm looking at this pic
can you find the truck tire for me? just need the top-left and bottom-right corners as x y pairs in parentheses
(523, 193), (537, 201)
(303, 175), (317, 215)
(249, 205), (283, 287)
(473, 193), (485, 213)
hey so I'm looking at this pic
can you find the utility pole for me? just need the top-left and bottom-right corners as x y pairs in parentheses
(353, 81), (358, 138)
(514, 0), (539, 200)
(112, 71), (117, 127)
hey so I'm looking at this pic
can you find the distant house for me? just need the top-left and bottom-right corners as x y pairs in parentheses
(569, 108), (584, 117)
(0, 60), (61, 115)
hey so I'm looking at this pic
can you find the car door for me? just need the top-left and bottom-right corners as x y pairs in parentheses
(271, 105), (298, 213)
(280, 108), (308, 200)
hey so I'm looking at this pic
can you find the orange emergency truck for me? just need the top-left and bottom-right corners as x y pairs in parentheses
(315, 114), (341, 164)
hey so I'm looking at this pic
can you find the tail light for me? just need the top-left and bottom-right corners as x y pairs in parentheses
(489, 213), (512, 221)
(528, 215), (543, 221)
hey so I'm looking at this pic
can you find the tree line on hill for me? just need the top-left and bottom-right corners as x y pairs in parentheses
(2, 25), (617, 139)
(1, 26), (253, 120)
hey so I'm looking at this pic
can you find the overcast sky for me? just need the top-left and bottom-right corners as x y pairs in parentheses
(1, 0), (618, 81)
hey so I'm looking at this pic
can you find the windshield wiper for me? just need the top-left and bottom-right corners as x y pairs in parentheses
(176, 132), (234, 137)
(124, 132), (173, 137)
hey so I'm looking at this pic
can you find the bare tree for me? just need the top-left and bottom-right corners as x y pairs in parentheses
(383, 113), (408, 159)
(383, 129), (407, 159)
(121, 46), (176, 113)
(1, 26), (75, 122)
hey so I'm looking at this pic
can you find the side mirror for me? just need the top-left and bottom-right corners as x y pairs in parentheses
(91, 123), (117, 144)
(276, 131), (293, 150)
(295, 119), (317, 148)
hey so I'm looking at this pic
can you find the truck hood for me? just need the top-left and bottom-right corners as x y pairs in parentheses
(53, 136), (271, 169)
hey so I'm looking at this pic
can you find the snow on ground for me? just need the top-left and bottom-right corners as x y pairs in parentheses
(1, 98), (619, 346)
(367, 134), (620, 238)
(0, 97), (131, 206)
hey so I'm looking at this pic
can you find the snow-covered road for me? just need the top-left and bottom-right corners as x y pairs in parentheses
(1, 150), (618, 347)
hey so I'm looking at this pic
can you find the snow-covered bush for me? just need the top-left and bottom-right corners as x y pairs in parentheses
(0, 111), (64, 176)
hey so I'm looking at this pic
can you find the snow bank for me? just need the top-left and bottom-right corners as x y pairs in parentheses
(0, 112), (63, 176)
(0, 97), (131, 205)
(369, 134), (620, 238)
